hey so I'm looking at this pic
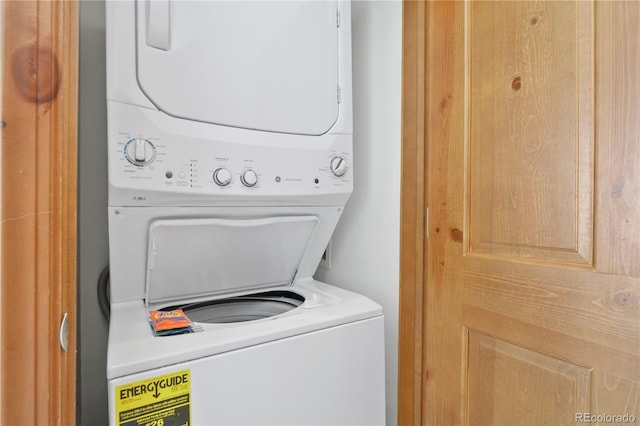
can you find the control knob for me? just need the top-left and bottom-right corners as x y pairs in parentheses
(213, 168), (232, 186)
(330, 155), (347, 177)
(241, 169), (258, 187)
(124, 138), (156, 167)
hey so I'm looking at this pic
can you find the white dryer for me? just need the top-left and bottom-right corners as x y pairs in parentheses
(106, 1), (385, 425)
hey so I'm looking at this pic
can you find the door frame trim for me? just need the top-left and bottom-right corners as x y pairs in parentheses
(398, 1), (427, 425)
(1, 1), (78, 424)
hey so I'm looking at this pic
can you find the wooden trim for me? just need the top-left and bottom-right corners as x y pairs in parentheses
(1, 1), (78, 424)
(397, 1), (427, 425)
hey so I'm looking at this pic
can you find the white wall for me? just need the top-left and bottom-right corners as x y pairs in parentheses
(314, 1), (402, 425)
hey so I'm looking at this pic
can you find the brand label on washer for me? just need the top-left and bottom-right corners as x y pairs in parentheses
(115, 370), (191, 426)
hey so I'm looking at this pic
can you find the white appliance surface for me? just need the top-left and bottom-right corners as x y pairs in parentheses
(107, 279), (382, 379)
(107, 102), (353, 208)
(107, 0), (352, 137)
(106, 0), (384, 425)
(108, 289), (385, 425)
(107, 0), (353, 207)
(137, 0), (340, 136)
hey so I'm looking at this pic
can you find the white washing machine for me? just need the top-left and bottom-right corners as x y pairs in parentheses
(106, 1), (385, 425)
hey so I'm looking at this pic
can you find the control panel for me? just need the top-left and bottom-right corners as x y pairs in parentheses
(109, 129), (352, 205)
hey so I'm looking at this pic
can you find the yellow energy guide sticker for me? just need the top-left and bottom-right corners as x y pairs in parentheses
(115, 370), (191, 426)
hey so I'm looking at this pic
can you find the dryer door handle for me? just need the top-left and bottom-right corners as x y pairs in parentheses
(146, 0), (170, 51)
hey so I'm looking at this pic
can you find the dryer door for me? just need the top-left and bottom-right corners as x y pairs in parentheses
(136, 0), (340, 136)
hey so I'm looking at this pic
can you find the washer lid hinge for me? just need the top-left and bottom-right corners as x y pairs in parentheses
(337, 85), (342, 104)
(336, 9), (341, 27)
(290, 268), (299, 285)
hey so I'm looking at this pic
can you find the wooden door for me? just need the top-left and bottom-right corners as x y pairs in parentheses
(1, 1), (77, 424)
(400, 1), (640, 425)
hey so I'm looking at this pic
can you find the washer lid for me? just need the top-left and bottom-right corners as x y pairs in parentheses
(145, 216), (319, 306)
(136, 0), (339, 136)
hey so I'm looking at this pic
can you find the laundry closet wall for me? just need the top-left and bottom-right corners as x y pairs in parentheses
(77, 1), (402, 425)
(78, 0), (109, 425)
(314, 2), (402, 424)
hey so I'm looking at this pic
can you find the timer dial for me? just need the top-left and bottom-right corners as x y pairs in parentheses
(213, 168), (233, 186)
(330, 155), (347, 177)
(124, 139), (156, 167)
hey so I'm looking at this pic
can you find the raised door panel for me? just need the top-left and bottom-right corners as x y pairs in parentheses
(465, 330), (591, 426)
(592, 371), (640, 424)
(468, 1), (594, 266)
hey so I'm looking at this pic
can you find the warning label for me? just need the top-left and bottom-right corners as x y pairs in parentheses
(115, 370), (191, 426)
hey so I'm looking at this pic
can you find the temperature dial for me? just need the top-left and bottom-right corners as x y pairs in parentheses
(241, 169), (258, 187)
(213, 168), (232, 186)
(330, 155), (347, 177)
(124, 138), (156, 167)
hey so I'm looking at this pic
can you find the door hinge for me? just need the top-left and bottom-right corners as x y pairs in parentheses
(425, 208), (430, 240)
(59, 312), (69, 352)
(336, 9), (341, 27)
(337, 85), (342, 104)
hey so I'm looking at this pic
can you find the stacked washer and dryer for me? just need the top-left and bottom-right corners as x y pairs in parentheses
(106, 1), (385, 425)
